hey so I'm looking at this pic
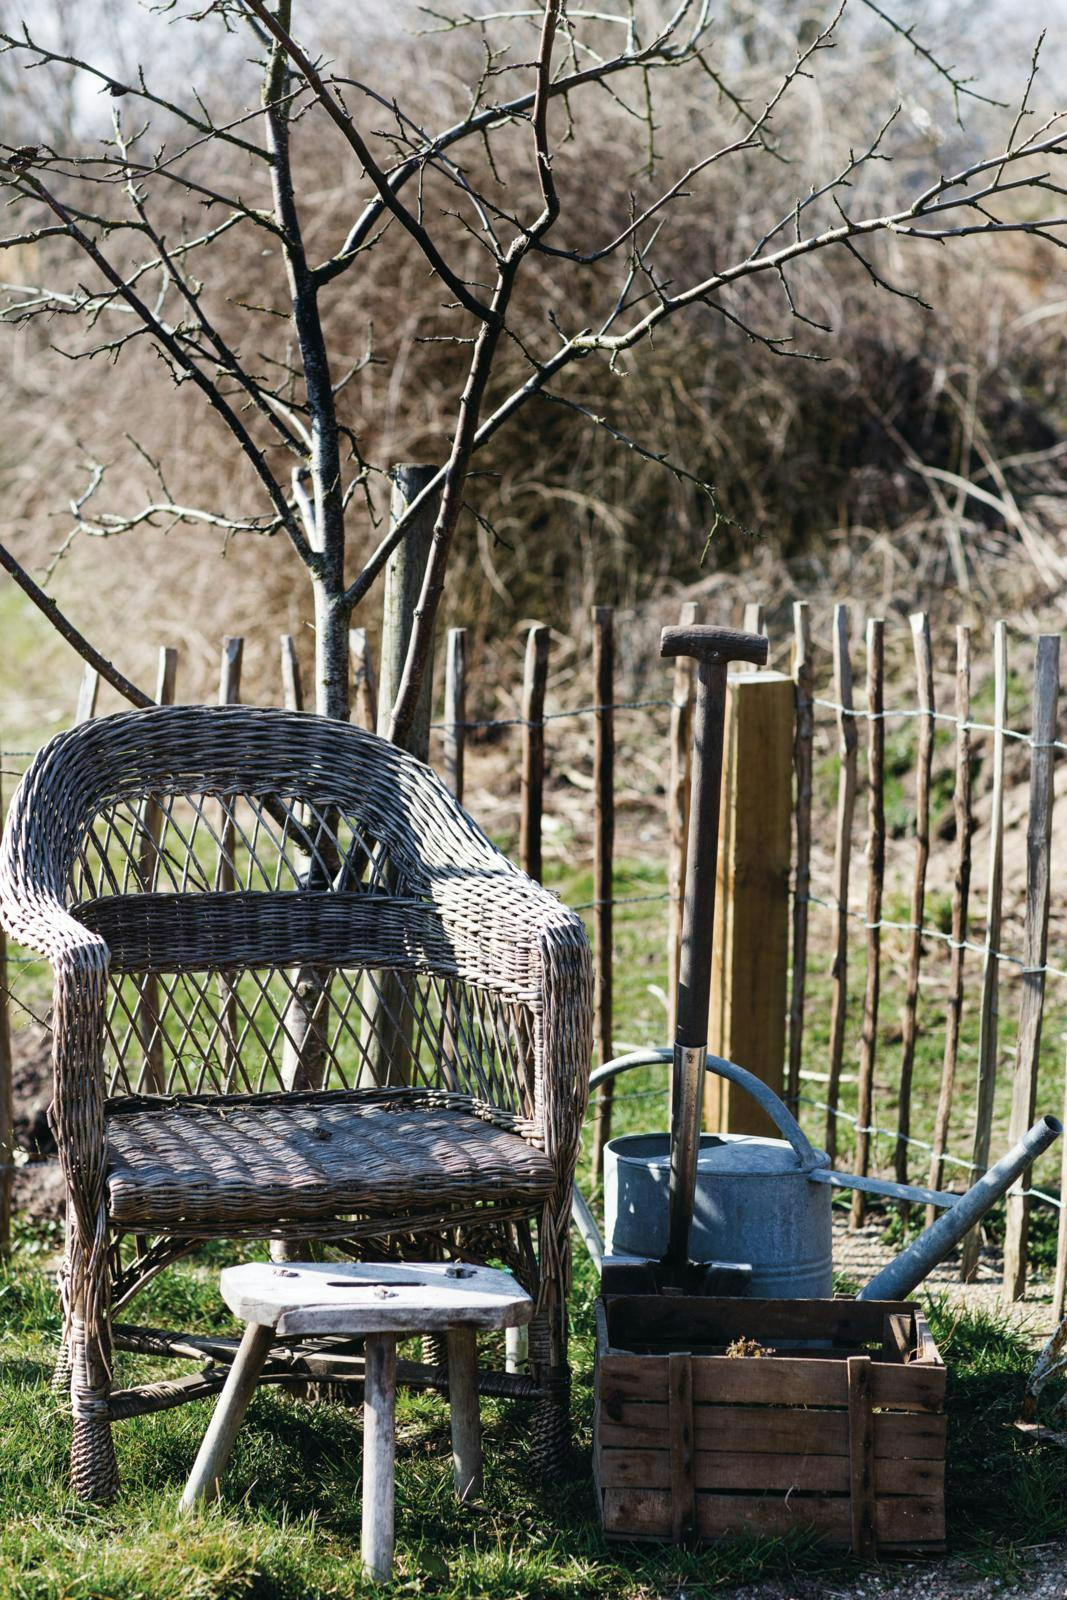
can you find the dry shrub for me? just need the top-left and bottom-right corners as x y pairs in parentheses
(1, 1), (1065, 706)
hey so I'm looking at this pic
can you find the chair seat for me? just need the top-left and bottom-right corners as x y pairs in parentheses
(105, 1098), (555, 1230)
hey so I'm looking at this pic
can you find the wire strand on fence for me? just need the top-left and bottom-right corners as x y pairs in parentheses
(809, 696), (1067, 755)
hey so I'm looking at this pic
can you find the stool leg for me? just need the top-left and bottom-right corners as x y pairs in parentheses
(181, 1321), (274, 1511)
(362, 1333), (397, 1583)
(446, 1326), (482, 1502)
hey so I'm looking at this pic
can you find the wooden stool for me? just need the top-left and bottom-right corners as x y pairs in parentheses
(181, 1260), (533, 1581)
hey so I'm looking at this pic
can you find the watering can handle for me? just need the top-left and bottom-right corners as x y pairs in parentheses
(705, 1054), (824, 1172)
(587, 1047), (824, 1173)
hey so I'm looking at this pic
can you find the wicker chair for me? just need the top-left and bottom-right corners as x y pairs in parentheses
(0, 704), (592, 1502)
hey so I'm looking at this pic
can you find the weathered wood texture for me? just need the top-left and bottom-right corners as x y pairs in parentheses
(1003, 634), (1060, 1301)
(75, 664), (100, 724)
(280, 634), (303, 712)
(927, 626), (972, 1224)
(851, 619), (884, 1229)
(443, 627), (467, 804)
(217, 636), (243, 1086)
(362, 1332), (398, 1582)
(788, 601), (814, 1108)
(0, 750), (10, 1255)
(961, 621), (1008, 1283)
(520, 625), (550, 882)
(349, 627), (378, 732)
(590, 606), (616, 1181)
(825, 606), (857, 1163)
(594, 1296), (946, 1553)
(705, 671), (794, 1137)
(895, 612), (935, 1190)
(667, 602), (698, 1041)
(377, 464), (438, 757)
(134, 646), (178, 1097)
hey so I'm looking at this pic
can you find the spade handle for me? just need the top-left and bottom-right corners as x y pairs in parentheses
(660, 623), (768, 1269)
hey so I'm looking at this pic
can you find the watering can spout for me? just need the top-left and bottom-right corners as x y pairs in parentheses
(857, 1115), (1062, 1302)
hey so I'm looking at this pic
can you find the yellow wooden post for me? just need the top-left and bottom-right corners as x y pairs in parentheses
(704, 670), (795, 1138)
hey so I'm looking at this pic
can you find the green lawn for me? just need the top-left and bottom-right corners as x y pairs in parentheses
(3, 856), (1067, 1596)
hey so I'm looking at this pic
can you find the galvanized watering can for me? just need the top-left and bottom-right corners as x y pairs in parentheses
(573, 1047), (1062, 1302)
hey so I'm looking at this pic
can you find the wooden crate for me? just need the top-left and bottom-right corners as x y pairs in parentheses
(593, 1295), (946, 1555)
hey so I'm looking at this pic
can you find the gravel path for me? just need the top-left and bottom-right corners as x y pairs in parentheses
(833, 1214), (1059, 1343)
(725, 1543), (1067, 1600)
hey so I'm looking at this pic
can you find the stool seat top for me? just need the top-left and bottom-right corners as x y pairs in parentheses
(220, 1260), (534, 1337)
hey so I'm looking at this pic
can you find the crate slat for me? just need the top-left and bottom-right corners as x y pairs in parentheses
(595, 1296), (946, 1555)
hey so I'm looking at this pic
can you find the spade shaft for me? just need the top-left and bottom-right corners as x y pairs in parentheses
(660, 624), (768, 1271)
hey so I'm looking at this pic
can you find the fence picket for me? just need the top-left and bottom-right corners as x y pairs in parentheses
(590, 606), (616, 1182)
(894, 612), (934, 1193)
(134, 646), (178, 1098)
(0, 749), (10, 1255)
(280, 634), (303, 711)
(1003, 634), (1060, 1301)
(443, 628), (467, 804)
(520, 625), (550, 883)
(851, 618), (885, 1229)
(667, 601), (698, 1041)
(927, 626), (972, 1222)
(825, 605), (857, 1162)
(217, 636), (243, 1086)
(961, 621), (1009, 1283)
(788, 601), (814, 1109)
(350, 627), (378, 732)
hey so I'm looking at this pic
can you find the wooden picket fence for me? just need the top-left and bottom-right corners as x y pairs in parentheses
(1, 601), (1065, 1322)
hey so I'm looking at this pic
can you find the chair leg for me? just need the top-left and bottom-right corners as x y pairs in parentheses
(446, 1327), (482, 1502)
(181, 1321), (274, 1511)
(70, 1313), (118, 1503)
(527, 1282), (571, 1480)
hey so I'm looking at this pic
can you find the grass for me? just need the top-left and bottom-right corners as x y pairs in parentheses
(2, 1225), (1067, 1599)
(2, 853), (1067, 1597)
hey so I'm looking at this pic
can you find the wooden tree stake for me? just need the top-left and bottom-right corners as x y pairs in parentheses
(443, 627), (467, 803)
(851, 618), (885, 1230)
(520, 625), (550, 881)
(788, 601), (814, 1108)
(590, 606), (616, 1182)
(378, 464), (438, 756)
(961, 621), (1008, 1283)
(705, 671), (794, 1137)
(894, 612), (934, 1192)
(1003, 634), (1060, 1302)
(926, 626), (972, 1224)
(825, 605), (857, 1163)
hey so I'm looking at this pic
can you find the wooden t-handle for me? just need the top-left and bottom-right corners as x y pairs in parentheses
(660, 624), (768, 667)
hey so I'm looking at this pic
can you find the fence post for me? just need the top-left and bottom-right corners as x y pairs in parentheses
(851, 617), (885, 1230)
(377, 464), (438, 756)
(894, 612), (934, 1193)
(350, 627), (378, 732)
(1003, 634), (1060, 1301)
(927, 626), (973, 1223)
(667, 601), (698, 1040)
(787, 601), (814, 1108)
(134, 646), (177, 1097)
(520, 625), (550, 881)
(961, 621), (1008, 1283)
(217, 637), (243, 1087)
(280, 633), (304, 711)
(825, 605), (857, 1163)
(589, 606), (615, 1182)
(74, 663), (100, 723)
(704, 669), (794, 1137)
(0, 747), (11, 1256)
(443, 627), (467, 803)
(364, 466), (438, 1090)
